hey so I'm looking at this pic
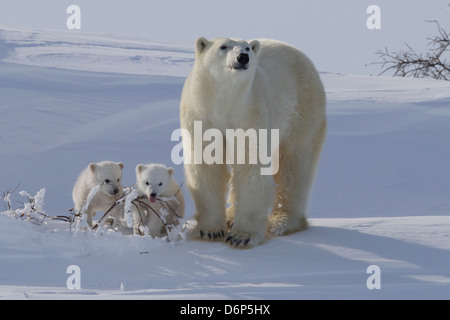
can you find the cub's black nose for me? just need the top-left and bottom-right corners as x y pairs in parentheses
(237, 53), (249, 65)
(150, 192), (157, 198)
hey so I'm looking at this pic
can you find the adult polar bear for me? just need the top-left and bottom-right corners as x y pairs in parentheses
(180, 37), (326, 248)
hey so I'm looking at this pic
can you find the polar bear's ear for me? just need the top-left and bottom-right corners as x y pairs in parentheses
(118, 162), (124, 170)
(250, 40), (261, 56)
(136, 164), (144, 174)
(167, 167), (175, 176)
(195, 37), (209, 55)
(89, 163), (96, 172)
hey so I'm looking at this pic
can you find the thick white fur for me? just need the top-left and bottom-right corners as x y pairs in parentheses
(132, 163), (185, 237)
(72, 161), (124, 227)
(180, 37), (326, 248)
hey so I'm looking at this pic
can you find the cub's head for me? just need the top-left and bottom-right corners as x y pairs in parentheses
(136, 163), (175, 203)
(90, 161), (124, 196)
(194, 37), (261, 79)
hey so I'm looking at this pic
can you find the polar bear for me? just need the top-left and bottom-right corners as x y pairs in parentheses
(72, 161), (124, 227)
(180, 37), (326, 248)
(131, 163), (185, 237)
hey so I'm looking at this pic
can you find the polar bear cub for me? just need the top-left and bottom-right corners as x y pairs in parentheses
(131, 163), (185, 237)
(72, 161), (124, 227)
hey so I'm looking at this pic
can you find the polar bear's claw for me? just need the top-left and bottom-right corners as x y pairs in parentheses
(198, 229), (225, 241)
(225, 232), (255, 249)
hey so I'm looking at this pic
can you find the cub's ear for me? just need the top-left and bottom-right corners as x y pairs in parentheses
(250, 40), (261, 56)
(168, 167), (175, 176)
(89, 163), (96, 172)
(195, 37), (209, 55)
(136, 164), (144, 174)
(118, 162), (124, 170)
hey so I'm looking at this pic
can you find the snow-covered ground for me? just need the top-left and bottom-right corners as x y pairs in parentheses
(1, 26), (450, 300)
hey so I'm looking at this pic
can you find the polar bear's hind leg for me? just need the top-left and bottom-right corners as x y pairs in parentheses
(268, 119), (326, 237)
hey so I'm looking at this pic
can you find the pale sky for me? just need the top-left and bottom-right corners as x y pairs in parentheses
(1, 0), (449, 75)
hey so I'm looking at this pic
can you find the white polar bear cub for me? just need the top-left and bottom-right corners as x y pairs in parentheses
(180, 37), (327, 248)
(131, 163), (185, 237)
(72, 161), (124, 227)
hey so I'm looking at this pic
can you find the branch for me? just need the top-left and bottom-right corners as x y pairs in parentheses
(372, 21), (450, 80)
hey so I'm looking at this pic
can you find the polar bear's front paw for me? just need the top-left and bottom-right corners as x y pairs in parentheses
(225, 231), (263, 249)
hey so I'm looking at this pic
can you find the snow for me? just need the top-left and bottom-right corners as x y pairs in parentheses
(1, 25), (450, 300)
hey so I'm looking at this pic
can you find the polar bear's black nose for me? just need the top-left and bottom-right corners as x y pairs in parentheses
(237, 53), (249, 65)
(150, 192), (157, 198)
(114, 188), (119, 194)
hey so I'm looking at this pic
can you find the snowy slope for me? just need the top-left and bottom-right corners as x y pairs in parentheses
(0, 26), (194, 77)
(1, 26), (450, 300)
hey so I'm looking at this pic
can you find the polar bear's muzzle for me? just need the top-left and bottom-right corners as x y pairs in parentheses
(106, 187), (120, 196)
(230, 53), (250, 70)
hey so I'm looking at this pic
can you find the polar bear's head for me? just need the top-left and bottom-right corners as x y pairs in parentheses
(194, 37), (261, 80)
(136, 163), (175, 203)
(89, 161), (124, 196)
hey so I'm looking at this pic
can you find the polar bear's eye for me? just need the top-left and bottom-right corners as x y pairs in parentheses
(220, 45), (228, 50)
(245, 47), (250, 51)
(158, 182), (163, 186)
(105, 179), (110, 184)
(146, 182), (149, 186)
